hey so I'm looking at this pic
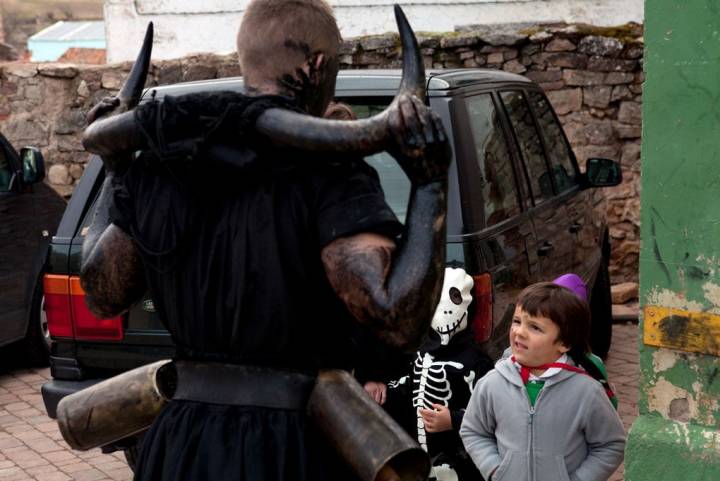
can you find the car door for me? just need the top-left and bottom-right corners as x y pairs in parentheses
(498, 89), (576, 282)
(526, 89), (603, 282)
(456, 91), (542, 357)
(0, 135), (33, 346)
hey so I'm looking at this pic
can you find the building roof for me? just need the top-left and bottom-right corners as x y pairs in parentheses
(30, 21), (105, 43)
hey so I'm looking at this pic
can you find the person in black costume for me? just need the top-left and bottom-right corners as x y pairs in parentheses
(79, 0), (451, 479)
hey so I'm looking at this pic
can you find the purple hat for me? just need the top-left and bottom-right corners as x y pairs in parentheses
(552, 273), (588, 302)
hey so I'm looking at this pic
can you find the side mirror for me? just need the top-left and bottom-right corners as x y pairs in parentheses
(584, 158), (622, 187)
(20, 147), (45, 185)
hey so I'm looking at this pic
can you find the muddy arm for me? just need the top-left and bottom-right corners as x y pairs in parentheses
(321, 95), (450, 351)
(80, 172), (146, 319)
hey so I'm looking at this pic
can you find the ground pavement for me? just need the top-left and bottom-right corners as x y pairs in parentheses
(0, 321), (640, 481)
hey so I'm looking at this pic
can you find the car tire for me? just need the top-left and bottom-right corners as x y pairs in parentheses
(20, 275), (51, 367)
(589, 257), (613, 359)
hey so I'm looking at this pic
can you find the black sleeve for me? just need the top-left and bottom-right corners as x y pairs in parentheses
(314, 158), (403, 247)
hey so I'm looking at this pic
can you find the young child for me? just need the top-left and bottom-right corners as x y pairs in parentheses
(460, 282), (625, 481)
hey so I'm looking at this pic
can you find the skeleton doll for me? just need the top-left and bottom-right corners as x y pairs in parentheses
(385, 268), (493, 481)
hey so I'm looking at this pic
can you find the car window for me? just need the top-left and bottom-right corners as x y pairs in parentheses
(465, 94), (521, 227)
(350, 102), (410, 224)
(0, 146), (13, 192)
(500, 91), (552, 204)
(527, 90), (578, 192)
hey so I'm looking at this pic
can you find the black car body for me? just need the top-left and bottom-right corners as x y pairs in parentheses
(0, 133), (65, 364)
(40, 69), (621, 451)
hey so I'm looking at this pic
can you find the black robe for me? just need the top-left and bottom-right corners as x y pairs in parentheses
(110, 94), (402, 481)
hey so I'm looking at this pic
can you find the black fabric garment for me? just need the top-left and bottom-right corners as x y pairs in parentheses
(385, 330), (493, 481)
(110, 93), (402, 481)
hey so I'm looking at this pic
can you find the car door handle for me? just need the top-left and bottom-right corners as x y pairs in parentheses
(569, 222), (582, 234)
(537, 242), (554, 256)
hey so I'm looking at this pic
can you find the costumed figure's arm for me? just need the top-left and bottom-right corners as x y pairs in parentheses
(79, 26), (153, 319)
(321, 93), (450, 351)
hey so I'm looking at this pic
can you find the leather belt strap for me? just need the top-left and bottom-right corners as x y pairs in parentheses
(173, 361), (316, 410)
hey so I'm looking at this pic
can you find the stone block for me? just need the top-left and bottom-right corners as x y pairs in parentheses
(538, 81), (565, 91)
(504, 49), (519, 60)
(563, 122), (587, 147)
(546, 53), (588, 69)
(478, 32), (527, 46)
(583, 86), (612, 108)
(577, 36), (623, 57)
(526, 70), (563, 83)
(487, 52), (504, 64)
(575, 145), (620, 163)
(48, 164), (72, 185)
(55, 110), (86, 135)
(56, 135), (84, 152)
(459, 51), (475, 60)
(440, 34), (479, 48)
(611, 282), (638, 304)
(184, 64), (217, 81)
(23, 84), (42, 101)
(621, 141), (642, 168)
(4, 116), (47, 143)
(622, 43), (644, 59)
(69, 164), (84, 180)
(4, 64), (38, 78)
(38, 64), (79, 79)
(611, 85), (633, 102)
(360, 35), (397, 51)
(618, 101), (642, 124)
(545, 38), (576, 52)
(76, 80), (90, 98)
(529, 31), (552, 43)
(417, 36), (440, 49)
(546, 88), (582, 115)
(503, 60), (527, 74)
(563, 69), (605, 86)
(522, 44), (542, 57)
(587, 56), (638, 72)
(605, 72), (636, 85)
(614, 122), (641, 139)
(584, 120), (615, 145)
(101, 71), (124, 90)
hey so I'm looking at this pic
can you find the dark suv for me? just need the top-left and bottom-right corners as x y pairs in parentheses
(40, 69), (621, 456)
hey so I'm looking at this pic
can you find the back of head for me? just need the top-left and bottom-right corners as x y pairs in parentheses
(517, 282), (591, 354)
(237, 0), (342, 91)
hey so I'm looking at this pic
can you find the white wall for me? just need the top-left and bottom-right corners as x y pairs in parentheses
(105, 0), (644, 63)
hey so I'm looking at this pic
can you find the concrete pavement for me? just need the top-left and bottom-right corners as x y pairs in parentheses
(1, 321), (640, 481)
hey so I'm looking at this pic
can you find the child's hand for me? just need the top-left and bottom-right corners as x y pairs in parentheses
(420, 404), (452, 432)
(363, 381), (387, 405)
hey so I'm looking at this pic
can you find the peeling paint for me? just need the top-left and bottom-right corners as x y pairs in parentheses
(702, 282), (720, 311)
(653, 349), (679, 372)
(646, 287), (705, 311)
(647, 378), (699, 421)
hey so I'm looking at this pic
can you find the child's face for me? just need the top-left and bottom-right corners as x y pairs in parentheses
(510, 305), (569, 367)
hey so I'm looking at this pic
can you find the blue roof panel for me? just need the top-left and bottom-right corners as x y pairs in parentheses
(30, 21), (105, 42)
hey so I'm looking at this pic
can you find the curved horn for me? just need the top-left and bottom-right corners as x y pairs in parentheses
(82, 22), (154, 158)
(255, 5), (425, 155)
(118, 22), (154, 111)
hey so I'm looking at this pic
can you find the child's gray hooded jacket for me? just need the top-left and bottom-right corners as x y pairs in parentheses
(460, 354), (625, 481)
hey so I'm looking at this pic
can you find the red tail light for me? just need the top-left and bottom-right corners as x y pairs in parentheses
(471, 273), (493, 343)
(44, 274), (74, 338)
(43, 274), (124, 341)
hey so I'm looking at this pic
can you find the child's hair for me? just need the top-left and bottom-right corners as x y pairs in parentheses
(517, 282), (590, 353)
(517, 282), (614, 400)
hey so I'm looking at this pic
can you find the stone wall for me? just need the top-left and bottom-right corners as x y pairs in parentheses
(0, 23), (642, 282)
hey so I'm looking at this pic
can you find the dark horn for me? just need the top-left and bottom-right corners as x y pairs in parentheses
(255, 5), (424, 155)
(118, 22), (154, 111)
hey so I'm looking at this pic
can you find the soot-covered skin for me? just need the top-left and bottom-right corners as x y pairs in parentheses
(321, 94), (451, 351)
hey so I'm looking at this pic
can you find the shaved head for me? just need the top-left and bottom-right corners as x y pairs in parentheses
(237, 0), (342, 114)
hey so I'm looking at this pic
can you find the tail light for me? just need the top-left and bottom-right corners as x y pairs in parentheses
(43, 274), (124, 341)
(471, 273), (493, 343)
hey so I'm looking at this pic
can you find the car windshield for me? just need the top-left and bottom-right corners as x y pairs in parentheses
(346, 101), (411, 224)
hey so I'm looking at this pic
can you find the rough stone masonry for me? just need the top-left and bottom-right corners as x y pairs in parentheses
(0, 22), (643, 283)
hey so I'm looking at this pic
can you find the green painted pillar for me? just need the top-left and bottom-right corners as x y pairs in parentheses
(627, 2), (720, 479)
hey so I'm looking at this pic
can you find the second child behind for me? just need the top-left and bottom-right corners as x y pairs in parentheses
(460, 282), (625, 481)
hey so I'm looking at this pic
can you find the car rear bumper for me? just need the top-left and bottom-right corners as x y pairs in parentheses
(41, 378), (102, 419)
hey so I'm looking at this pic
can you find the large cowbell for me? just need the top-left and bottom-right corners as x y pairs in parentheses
(431, 268), (474, 345)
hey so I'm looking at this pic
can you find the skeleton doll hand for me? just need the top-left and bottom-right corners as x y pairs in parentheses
(363, 381), (388, 405)
(420, 404), (452, 433)
(387, 93), (451, 186)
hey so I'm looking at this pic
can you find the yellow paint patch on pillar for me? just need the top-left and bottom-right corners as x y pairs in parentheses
(644, 305), (720, 356)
